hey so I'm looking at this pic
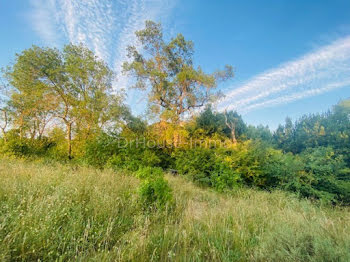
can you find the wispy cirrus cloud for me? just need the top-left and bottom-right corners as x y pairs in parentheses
(28, 0), (176, 94)
(29, 0), (62, 45)
(219, 36), (350, 114)
(111, 0), (177, 91)
(242, 80), (350, 113)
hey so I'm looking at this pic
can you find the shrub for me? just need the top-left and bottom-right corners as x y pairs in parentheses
(0, 133), (55, 158)
(135, 166), (173, 209)
(299, 147), (350, 204)
(174, 147), (242, 190)
(84, 132), (120, 168)
(106, 143), (164, 172)
(86, 133), (170, 171)
(135, 166), (163, 179)
(261, 149), (304, 188)
(46, 128), (69, 161)
(174, 147), (218, 186)
(174, 142), (276, 189)
(261, 146), (350, 204)
(211, 168), (241, 192)
(221, 142), (266, 187)
(173, 142), (350, 204)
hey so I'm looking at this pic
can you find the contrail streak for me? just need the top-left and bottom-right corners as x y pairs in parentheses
(240, 80), (350, 114)
(219, 36), (350, 112)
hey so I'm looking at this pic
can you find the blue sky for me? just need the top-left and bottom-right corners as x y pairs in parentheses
(1, 0), (350, 129)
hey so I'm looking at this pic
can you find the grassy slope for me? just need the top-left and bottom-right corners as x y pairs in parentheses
(0, 159), (350, 261)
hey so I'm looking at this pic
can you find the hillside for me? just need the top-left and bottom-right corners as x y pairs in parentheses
(1, 158), (350, 261)
(2, 3), (350, 262)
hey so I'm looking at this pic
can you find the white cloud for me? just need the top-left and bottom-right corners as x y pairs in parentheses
(241, 80), (350, 113)
(219, 36), (350, 113)
(29, 0), (61, 45)
(29, 0), (177, 95)
(111, 0), (177, 94)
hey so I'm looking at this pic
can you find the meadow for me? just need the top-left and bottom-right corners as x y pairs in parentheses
(1, 158), (350, 262)
(1, 20), (350, 262)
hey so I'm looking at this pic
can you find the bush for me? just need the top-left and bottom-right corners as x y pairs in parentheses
(221, 142), (267, 187)
(259, 146), (350, 204)
(0, 133), (55, 158)
(211, 168), (241, 192)
(106, 143), (164, 171)
(174, 142), (277, 189)
(299, 147), (350, 204)
(174, 147), (219, 186)
(85, 133), (171, 171)
(84, 133), (120, 168)
(137, 167), (172, 209)
(135, 166), (163, 179)
(261, 149), (304, 188)
(174, 147), (242, 190)
(46, 128), (69, 161)
(173, 142), (350, 204)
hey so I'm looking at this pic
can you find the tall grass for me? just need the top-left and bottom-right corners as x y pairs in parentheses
(1, 158), (350, 261)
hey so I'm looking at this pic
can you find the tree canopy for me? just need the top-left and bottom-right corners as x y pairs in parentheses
(5, 44), (125, 158)
(123, 21), (233, 122)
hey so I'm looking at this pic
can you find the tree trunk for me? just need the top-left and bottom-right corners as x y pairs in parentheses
(224, 111), (237, 144)
(173, 131), (180, 148)
(231, 129), (237, 144)
(19, 116), (23, 140)
(67, 122), (72, 159)
(1, 110), (8, 142)
(173, 119), (182, 148)
(19, 127), (23, 140)
(0, 128), (6, 143)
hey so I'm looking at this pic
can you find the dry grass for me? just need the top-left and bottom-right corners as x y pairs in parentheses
(1, 158), (350, 261)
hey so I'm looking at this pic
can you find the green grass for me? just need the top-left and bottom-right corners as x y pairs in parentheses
(1, 158), (350, 261)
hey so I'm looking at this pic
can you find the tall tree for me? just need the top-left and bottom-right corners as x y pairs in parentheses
(0, 75), (11, 141)
(194, 105), (246, 142)
(123, 21), (233, 123)
(6, 44), (119, 158)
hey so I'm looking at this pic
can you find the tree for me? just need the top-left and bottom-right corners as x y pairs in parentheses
(6, 44), (120, 159)
(0, 107), (10, 142)
(246, 124), (273, 142)
(0, 75), (11, 141)
(195, 105), (224, 136)
(224, 110), (239, 144)
(123, 21), (233, 123)
(273, 99), (350, 158)
(273, 117), (297, 153)
(193, 105), (246, 142)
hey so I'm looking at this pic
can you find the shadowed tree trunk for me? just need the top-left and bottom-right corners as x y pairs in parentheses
(224, 110), (237, 144)
(66, 121), (73, 160)
(0, 109), (8, 142)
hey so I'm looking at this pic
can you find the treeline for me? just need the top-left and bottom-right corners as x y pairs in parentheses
(1, 21), (350, 205)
